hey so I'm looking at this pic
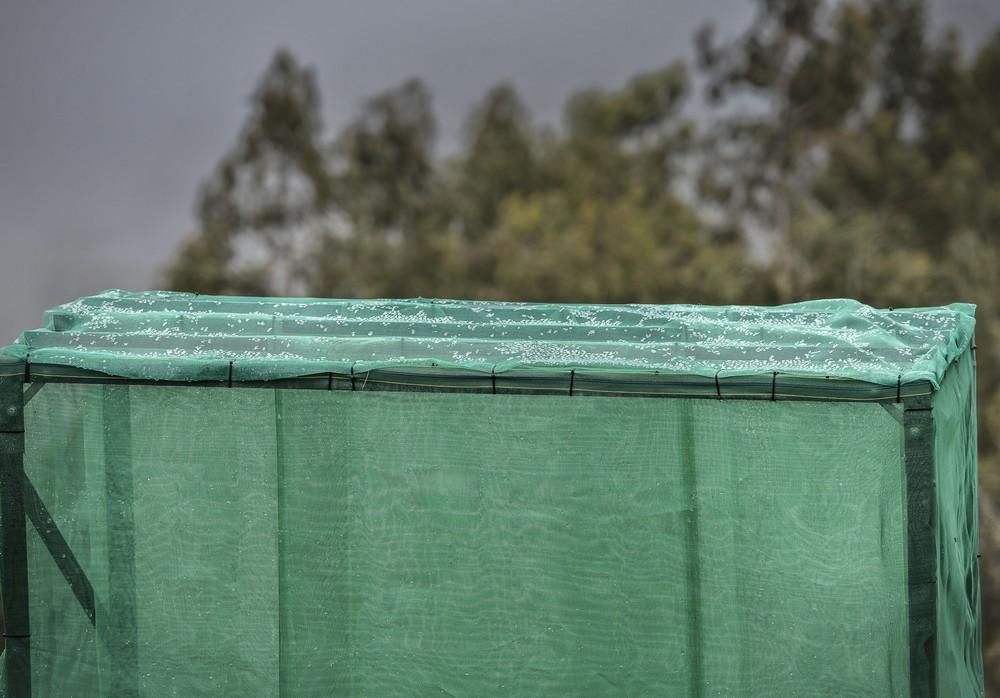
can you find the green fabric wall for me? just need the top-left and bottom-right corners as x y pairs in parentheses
(932, 349), (984, 695)
(18, 385), (916, 696)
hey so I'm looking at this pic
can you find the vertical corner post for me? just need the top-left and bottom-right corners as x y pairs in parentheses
(903, 394), (937, 698)
(0, 373), (31, 697)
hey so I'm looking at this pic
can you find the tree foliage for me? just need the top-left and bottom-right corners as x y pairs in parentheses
(167, 54), (745, 305)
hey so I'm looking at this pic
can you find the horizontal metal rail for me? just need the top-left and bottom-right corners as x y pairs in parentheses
(1, 362), (933, 403)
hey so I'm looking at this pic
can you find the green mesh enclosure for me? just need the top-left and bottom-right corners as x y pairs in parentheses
(0, 291), (983, 696)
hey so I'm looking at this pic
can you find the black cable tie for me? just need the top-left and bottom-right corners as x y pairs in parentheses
(350, 364), (356, 391)
(569, 370), (575, 396)
(327, 372), (333, 391)
(491, 366), (497, 395)
(771, 372), (777, 401)
(227, 361), (233, 388)
(714, 370), (721, 399)
(896, 375), (902, 404)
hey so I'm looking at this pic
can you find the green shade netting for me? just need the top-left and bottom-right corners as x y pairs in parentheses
(932, 349), (983, 695)
(24, 387), (911, 696)
(0, 292), (983, 696)
(0, 290), (976, 388)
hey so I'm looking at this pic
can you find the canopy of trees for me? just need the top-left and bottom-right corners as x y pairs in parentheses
(166, 0), (1000, 685)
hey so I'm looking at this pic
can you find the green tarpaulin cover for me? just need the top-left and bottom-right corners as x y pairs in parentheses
(0, 291), (983, 696)
(0, 291), (977, 387)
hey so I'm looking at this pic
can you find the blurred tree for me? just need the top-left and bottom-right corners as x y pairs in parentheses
(166, 49), (331, 295)
(444, 84), (539, 295)
(337, 78), (436, 232)
(309, 78), (440, 298)
(492, 64), (750, 302)
(456, 83), (538, 237)
(169, 54), (744, 305)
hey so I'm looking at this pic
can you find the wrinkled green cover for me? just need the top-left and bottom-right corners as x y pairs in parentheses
(0, 290), (976, 388)
(932, 349), (983, 694)
(0, 292), (983, 696)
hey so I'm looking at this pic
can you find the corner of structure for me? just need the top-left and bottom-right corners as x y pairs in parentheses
(0, 372), (32, 697)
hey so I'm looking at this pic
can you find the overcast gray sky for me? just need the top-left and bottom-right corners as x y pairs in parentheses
(1, 1), (998, 342)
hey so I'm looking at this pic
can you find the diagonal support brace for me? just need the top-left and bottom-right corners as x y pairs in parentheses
(22, 476), (96, 626)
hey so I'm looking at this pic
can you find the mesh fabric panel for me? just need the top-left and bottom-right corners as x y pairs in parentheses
(21, 385), (910, 696)
(932, 350), (983, 694)
(0, 291), (975, 390)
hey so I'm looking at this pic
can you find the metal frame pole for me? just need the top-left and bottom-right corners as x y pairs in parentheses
(0, 374), (31, 697)
(903, 394), (937, 698)
(103, 385), (139, 696)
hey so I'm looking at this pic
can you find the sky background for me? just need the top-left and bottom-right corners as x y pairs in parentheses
(1, 0), (998, 341)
